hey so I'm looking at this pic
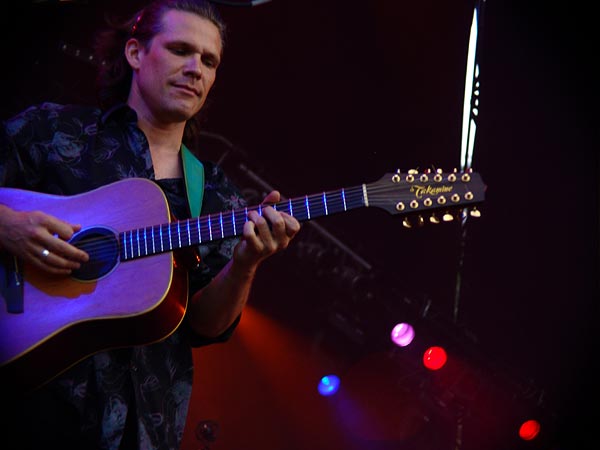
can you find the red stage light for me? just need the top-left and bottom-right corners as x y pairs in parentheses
(422, 346), (447, 370)
(518, 419), (541, 441)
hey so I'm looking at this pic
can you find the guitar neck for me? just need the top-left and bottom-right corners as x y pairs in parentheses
(120, 185), (365, 261)
(119, 169), (486, 262)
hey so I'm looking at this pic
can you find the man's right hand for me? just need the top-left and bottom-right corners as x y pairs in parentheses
(0, 205), (89, 275)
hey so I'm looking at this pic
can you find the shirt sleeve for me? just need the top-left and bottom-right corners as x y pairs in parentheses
(184, 159), (248, 347)
(0, 105), (43, 188)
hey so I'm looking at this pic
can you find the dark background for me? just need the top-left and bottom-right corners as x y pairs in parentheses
(2, 1), (598, 449)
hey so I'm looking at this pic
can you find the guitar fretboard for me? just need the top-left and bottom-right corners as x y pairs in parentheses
(119, 185), (366, 260)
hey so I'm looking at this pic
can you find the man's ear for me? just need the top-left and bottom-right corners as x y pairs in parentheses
(124, 38), (142, 69)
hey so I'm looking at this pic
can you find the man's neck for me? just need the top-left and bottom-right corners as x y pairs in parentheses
(134, 112), (187, 180)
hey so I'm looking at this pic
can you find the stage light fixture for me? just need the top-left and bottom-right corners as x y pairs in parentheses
(422, 346), (447, 371)
(390, 322), (415, 347)
(518, 419), (541, 441)
(318, 374), (341, 396)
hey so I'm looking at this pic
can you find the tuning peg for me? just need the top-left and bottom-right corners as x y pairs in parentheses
(442, 213), (454, 222)
(469, 208), (481, 218)
(417, 215), (425, 227)
(402, 218), (412, 228)
(429, 214), (441, 224)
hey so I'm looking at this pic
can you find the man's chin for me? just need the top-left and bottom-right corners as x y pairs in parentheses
(165, 104), (201, 123)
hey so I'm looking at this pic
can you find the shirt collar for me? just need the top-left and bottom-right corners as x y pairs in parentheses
(101, 103), (138, 125)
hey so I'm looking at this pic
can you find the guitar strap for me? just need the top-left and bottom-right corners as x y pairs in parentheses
(181, 144), (205, 219)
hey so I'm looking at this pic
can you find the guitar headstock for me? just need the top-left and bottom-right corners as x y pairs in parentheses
(366, 168), (486, 227)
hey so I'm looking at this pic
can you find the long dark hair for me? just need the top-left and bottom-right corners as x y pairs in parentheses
(93, 0), (227, 142)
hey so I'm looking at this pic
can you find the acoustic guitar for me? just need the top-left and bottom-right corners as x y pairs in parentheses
(0, 169), (485, 392)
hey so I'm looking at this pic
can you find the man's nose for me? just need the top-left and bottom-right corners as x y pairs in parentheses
(184, 55), (202, 78)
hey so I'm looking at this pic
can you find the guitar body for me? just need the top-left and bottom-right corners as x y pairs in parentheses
(0, 179), (188, 392)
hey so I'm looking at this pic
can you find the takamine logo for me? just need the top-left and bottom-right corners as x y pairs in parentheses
(410, 184), (453, 199)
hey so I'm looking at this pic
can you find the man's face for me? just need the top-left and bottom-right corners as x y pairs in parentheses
(129, 9), (222, 125)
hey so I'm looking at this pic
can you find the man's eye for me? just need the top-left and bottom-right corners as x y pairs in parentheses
(203, 57), (218, 68)
(171, 48), (187, 56)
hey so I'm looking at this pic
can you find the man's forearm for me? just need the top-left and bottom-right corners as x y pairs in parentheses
(186, 258), (258, 338)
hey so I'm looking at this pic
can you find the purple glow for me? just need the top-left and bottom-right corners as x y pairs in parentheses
(390, 323), (415, 347)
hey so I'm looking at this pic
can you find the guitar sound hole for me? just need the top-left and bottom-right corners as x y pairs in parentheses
(69, 226), (119, 281)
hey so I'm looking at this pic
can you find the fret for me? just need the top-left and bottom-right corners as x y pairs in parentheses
(151, 226), (156, 254)
(219, 212), (224, 238)
(308, 193), (326, 218)
(195, 217), (202, 244)
(232, 209), (237, 236)
(304, 195), (311, 220)
(142, 227), (147, 256)
(198, 217), (210, 243)
(221, 210), (235, 238)
(167, 223), (174, 250)
(159, 225), (164, 252)
(128, 231), (134, 259)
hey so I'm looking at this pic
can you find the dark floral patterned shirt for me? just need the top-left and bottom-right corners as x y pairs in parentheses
(1, 102), (247, 450)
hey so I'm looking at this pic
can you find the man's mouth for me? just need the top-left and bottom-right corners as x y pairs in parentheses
(172, 84), (200, 96)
